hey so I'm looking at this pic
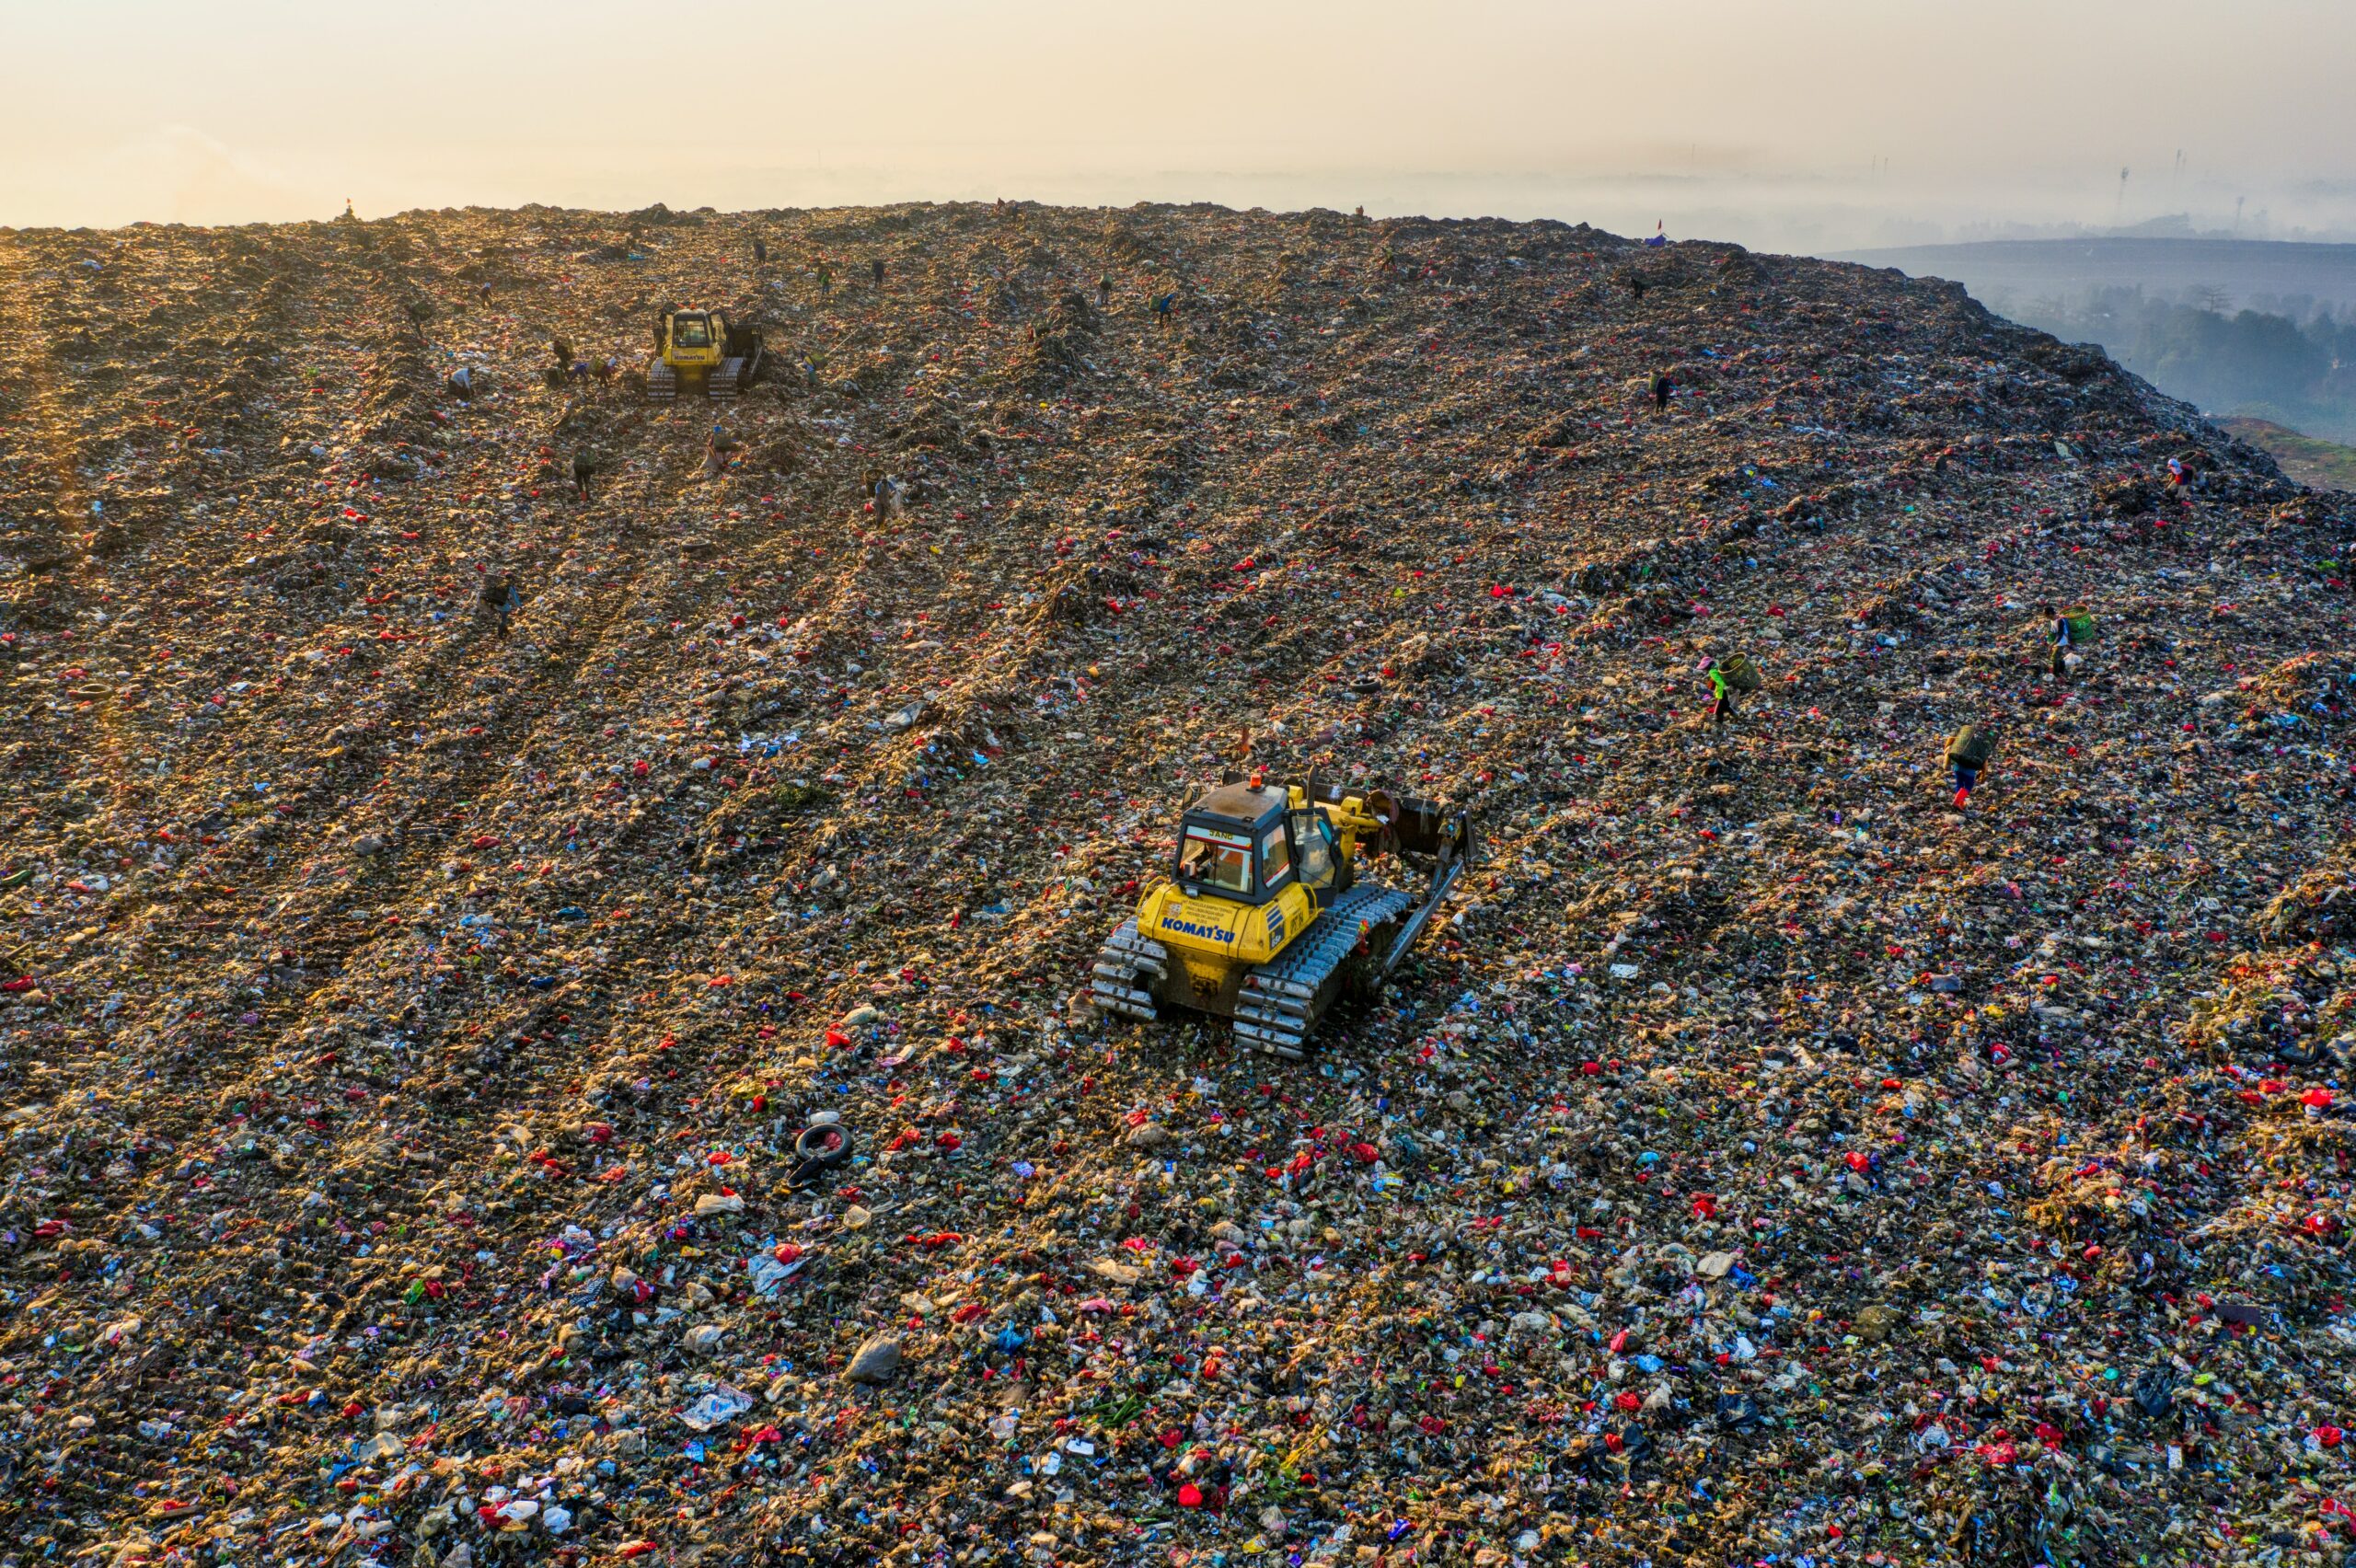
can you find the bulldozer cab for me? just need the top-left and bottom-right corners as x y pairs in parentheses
(1170, 782), (1349, 907)
(657, 309), (726, 368)
(1172, 782), (1288, 906)
(1289, 808), (1342, 893)
(1175, 823), (1254, 894)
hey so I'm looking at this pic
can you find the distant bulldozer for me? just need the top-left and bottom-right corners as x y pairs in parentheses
(646, 308), (764, 401)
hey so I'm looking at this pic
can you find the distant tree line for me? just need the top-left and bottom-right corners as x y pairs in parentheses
(1997, 285), (2356, 444)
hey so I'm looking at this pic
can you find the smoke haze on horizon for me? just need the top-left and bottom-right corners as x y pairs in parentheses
(6, 0), (2356, 252)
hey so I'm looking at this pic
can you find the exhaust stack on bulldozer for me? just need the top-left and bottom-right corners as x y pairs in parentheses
(1090, 775), (1475, 1059)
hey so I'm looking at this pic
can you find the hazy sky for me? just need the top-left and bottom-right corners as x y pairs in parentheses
(7, 0), (2356, 250)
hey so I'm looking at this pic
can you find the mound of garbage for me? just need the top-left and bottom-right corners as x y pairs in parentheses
(3, 201), (2354, 1567)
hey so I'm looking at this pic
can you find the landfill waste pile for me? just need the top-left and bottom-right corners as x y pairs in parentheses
(5, 200), (2356, 1568)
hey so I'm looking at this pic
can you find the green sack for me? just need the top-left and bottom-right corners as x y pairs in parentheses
(1720, 653), (1762, 693)
(1946, 724), (1993, 767)
(2063, 607), (2097, 644)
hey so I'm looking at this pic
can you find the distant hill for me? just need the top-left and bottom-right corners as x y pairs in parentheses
(2222, 417), (2356, 490)
(1837, 236), (2356, 318)
(1837, 238), (2356, 445)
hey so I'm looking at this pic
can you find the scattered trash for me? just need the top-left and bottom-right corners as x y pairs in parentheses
(676, 1383), (756, 1431)
(843, 1334), (903, 1386)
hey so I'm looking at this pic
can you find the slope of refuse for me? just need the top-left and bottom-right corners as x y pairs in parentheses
(3, 201), (2355, 1567)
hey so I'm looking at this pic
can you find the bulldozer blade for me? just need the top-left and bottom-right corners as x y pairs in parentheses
(1239, 775), (1476, 864)
(1380, 842), (1466, 974)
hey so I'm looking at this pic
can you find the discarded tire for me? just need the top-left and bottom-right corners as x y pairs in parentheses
(793, 1122), (851, 1168)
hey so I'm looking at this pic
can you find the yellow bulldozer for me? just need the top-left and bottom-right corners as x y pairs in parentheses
(1090, 776), (1475, 1058)
(646, 307), (764, 401)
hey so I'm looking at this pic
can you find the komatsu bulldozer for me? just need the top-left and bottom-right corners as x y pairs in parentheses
(646, 308), (764, 400)
(1090, 776), (1475, 1058)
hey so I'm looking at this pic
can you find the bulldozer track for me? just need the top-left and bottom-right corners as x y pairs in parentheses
(1233, 883), (1415, 1059)
(1089, 919), (1166, 1021)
